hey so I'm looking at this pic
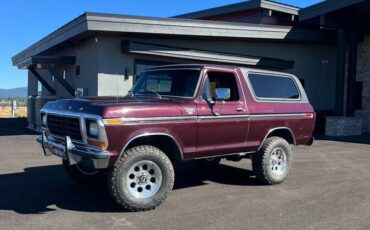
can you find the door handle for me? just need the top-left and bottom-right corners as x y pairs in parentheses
(236, 107), (244, 112)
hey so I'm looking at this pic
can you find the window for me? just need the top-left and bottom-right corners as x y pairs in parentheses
(63, 70), (67, 80)
(37, 81), (42, 95)
(201, 72), (239, 101)
(248, 73), (300, 100)
(131, 69), (200, 98)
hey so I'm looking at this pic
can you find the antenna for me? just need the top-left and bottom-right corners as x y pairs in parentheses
(116, 74), (119, 104)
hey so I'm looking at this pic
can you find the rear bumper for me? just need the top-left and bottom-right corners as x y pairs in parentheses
(36, 133), (110, 169)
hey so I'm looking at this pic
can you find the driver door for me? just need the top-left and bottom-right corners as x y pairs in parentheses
(196, 70), (249, 157)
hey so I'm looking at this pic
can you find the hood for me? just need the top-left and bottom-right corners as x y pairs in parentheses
(42, 96), (186, 118)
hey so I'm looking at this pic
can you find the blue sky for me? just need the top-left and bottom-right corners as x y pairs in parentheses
(0, 0), (321, 89)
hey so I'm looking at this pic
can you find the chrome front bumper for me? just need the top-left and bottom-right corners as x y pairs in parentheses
(36, 133), (110, 169)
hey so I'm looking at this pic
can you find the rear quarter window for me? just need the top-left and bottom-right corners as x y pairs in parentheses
(248, 73), (300, 100)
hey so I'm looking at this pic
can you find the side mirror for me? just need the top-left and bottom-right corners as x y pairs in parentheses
(215, 88), (230, 101)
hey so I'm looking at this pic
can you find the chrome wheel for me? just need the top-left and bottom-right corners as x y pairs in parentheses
(126, 160), (163, 199)
(269, 147), (287, 176)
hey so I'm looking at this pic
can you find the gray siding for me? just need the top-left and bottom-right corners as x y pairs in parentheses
(92, 36), (337, 110)
(53, 38), (99, 97)
(28, 35), (337, 111)
(356, 35), (370, 133)
(96, 36), (134, 96)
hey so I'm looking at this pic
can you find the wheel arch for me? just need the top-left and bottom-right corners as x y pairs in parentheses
(258, 127), (296, 151)
(121, 133), (183, 162)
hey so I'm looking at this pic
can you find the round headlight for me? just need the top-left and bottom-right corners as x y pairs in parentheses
(88, 122), (99, 138)
(42, 114), (47, 126)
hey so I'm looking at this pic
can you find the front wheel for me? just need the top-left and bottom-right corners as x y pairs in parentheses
(252, 137), (292, 185)
(108, 145), (175, 211)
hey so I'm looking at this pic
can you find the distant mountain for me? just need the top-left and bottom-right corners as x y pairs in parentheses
(0, 87), (27, 97)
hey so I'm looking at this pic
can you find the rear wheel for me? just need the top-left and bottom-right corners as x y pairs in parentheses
(252, 137), (292, 185)
(108, 145), (174, 211)
(62, 160), (103, 184)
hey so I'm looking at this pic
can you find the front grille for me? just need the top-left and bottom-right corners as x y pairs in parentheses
(47, 114), (82, 141)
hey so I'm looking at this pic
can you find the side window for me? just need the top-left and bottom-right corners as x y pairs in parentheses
(248, 73), (300, 100)
(201, 72), (240, 101)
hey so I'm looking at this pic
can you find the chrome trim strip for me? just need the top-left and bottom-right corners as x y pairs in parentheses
(198, 114), (250, 119)
(258, 127), (296, 151)
(106, 113), (307, 125)
(193, 151), (255, 160)
(120, 133), (184, 160)
(122, 116), (197, 123)
(249, 113), (306, 118)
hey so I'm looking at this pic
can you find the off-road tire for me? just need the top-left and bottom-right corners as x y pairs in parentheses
(252, 137), (292, 185)
(108, 145), (175, 212)
(62, 160), (103, 184)
(194, 157), (221, 167)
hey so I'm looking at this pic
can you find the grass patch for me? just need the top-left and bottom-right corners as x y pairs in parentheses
(0, 107), (27, 117)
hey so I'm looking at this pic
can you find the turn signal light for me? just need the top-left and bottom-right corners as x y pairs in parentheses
(87, 139), (107, 148)
(103, 118), (124, 125)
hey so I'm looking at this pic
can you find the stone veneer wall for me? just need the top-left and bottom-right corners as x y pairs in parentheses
(356, 35), (370, 133)
(326, 117), (362, 136)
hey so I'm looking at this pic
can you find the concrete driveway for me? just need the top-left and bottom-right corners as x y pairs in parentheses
(1, 119), (370, 230)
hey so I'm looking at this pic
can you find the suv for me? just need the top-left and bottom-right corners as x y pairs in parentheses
(37, 64), (315, 211)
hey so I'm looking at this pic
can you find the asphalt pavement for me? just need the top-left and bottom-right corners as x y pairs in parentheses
(1, 118), (370, 230)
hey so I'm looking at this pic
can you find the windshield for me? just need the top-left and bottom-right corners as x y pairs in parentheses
(131, 69), (201, 98)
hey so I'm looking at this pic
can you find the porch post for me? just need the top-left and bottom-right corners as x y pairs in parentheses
(335, 29), (347, 116)
(29, 68), (56, 95)
(346, 32), (358, 116)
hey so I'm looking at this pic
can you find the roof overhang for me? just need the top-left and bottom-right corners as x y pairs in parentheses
(18, 56), (76, 69)
(12, 12), (334, 68)
(300, 0), (370, 33)
(299, 0), (364, 22)
(174, 0), (299, 19)
(122, 40), (294, 69)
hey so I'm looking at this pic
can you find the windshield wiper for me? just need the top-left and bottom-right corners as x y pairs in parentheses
(135, 91), (162, 99)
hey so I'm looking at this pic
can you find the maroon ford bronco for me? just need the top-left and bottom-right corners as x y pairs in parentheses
(37, 64), (315, 211)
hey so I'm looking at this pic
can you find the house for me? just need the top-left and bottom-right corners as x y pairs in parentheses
(12, 0), (370, 136)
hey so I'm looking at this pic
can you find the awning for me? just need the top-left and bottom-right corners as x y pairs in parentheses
(122, 40), (294, 69)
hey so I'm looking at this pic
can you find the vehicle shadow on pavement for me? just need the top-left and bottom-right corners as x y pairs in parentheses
(0, 165), (122, 214)
(0, 161), (258, 214)
(0, 118), (37, 136)
(174, 161), (259, 190)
